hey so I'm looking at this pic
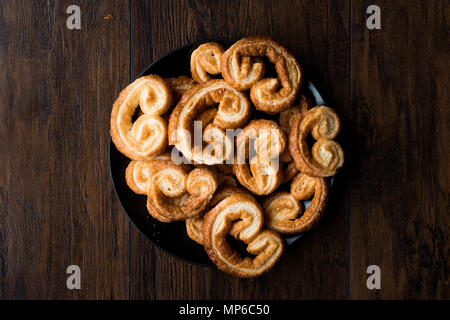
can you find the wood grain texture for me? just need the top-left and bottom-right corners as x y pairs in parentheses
(0, 0), (448, 300)
(0, 0), (130, 299)
(130, 0), (350, 299)
(350, 0), (449, 299)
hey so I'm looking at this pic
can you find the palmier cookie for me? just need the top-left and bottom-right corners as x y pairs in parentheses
(110, 75), (172, 160)
(202, 193), (284, 278)
(233, 119), (286, 195)
(186, 186), (247, 245)
(289, 106), (344, 177)
(190, 42), (224, 83)
(263, 173), (328, 234)
(125, 153), (172, 194)
(221, 37), (302, 114)
(168, 80), (251, 165)
(147, 163), (217, 222)
(125, 152), (190, 195)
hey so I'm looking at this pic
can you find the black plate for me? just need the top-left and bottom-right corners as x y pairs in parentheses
(109, 39), (329, 266)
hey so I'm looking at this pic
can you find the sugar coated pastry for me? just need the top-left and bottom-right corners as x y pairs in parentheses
(221, 37), (302, 114)
(263, 173), (328, 234)
(202, 193), (284, 277)
(233, 119), (286, 195)
(147, 164), (217, 222)
(168, 80), (251, 165)
(281, 161), (299, 184)
(125, 152), (190, 195)
(289, 106), (344, 177)
(190, 42), (224, 83)
(110, 75), (172, 160)
(185, 217), (204, 245)
(125, 153), (172, 195)
(186, 186), (247, 245)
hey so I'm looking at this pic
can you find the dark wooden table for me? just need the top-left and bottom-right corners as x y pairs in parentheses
(0, 0), (448, 299)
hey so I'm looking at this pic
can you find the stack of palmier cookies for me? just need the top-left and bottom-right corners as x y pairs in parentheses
(110, 37), (344, 278)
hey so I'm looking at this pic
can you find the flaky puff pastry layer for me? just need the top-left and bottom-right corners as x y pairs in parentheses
(125, 152), (190, 195)
(166, 76), (197, 101)
(125, 153), (172, 195)
(168, 80), (251, 165)
(185, 171), (239, 244)
(220, 37), (302, 114)
(147, 163), (217, 222)
(233, 119), (286, 195)
(202, 193), (284, 278)
(110, 75), (173, 160)
(190, 42), (225, 83)
(263, 173), (328, 234)
(186, 186), (247, 245)
(289, 106), (344, 177)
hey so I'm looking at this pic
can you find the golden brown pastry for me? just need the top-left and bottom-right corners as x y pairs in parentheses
(233, 119), (286, 195)
(147, 163), (217, 222)
(279, 106), (302, 135)
(125, 153), (172, 195)
(202, 193), (284, 277)
(168, 80), (251, 165)
(110, 75), (172, 160)
(220, 37), (302, 114)
(190, 42), (225, 83)
(185, 217), (204, 245)
(289, 106), (344, 177)
(195, 108), (218, 129)
(279, 93), (313, 134)
(263, 173), (328, 234)
(166, 76), (196, 100)
(186, 186), (246, 245)
(125, 152), (191, 195)
(281, 161), (299, 184)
